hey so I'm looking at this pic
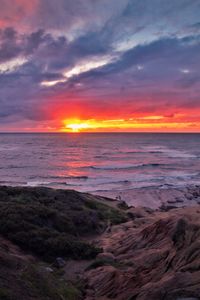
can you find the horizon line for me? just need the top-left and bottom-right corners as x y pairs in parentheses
(0, 131), (200, 134)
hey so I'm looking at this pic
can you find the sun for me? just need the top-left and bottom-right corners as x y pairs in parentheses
(67, 123), (89, 132)
(63, 119), (90, 132)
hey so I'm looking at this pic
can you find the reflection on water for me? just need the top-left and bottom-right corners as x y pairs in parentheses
(0, 133), (200, 194)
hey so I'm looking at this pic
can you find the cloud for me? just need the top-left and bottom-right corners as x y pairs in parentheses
(0, 1), (200, 130)
(0, 0), (38, 30)
(0, 28), (47, 63)
(1, 30), (200, 123)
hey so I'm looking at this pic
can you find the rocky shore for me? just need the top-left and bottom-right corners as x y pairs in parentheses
(85, 205), (200, 300)
(1, 185), (200, 300)
(96, 185), (200, 209)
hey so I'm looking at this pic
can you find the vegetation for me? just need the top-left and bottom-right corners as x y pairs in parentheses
(20, 264), (82, 300)
(0, 186), (128, 299)
(0, 247), (83, 300)
(0, 186), (127, 261)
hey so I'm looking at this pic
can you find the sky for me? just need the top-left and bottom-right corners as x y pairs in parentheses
(0, 0), (200, 132)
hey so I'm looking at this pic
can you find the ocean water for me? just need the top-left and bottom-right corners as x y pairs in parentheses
(0, 133), (200, 197)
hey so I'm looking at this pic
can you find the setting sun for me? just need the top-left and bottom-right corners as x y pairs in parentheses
(67, 123), (88, 132)
(64, 120), (91, 132)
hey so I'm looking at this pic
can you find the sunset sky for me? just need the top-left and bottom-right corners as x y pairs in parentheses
(0, 0), (200, 132)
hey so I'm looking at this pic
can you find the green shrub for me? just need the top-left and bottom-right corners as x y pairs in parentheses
(0, 186), (126, 261)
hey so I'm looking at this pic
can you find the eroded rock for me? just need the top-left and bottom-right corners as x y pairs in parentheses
(84, 206), (200, 300)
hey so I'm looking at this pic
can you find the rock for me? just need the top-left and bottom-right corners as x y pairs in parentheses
(143, 207), (154, 214)
(97, 252), (115, 262)
(167, 199), (177, 204)
(54, 257), (65, 268)
(177, 298), (199, 300)
(126, 211), (138, 219)
(176, 198), (184, 203)
(45, 267), (54, 273)
(127, 211), (145, 219)
(85, 206), (200, 300)
(40, 266), (54, 273)
(171, 218), (187, 246)
(159, 204), (177, 211)
(117, 201), (129, 210)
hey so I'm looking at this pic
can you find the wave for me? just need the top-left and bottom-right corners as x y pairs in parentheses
(28, 175), (89, 180)
(24, 170), (200, 191)
(26, 181), (85, 188)
(0, 180), (27, 185)
(120, 150), (164, 154)
(142, 146), (197, 158)
(0, 146), (19, 151)
(26, 181), (52, 187)
(65, 175), (88, 180)
(88, 163), (166, 170)
(0, 165), (31, 170)
(92, 179), (132, 186)
(95, 151), (164, 159)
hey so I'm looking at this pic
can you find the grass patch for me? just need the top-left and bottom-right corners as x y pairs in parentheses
(84, 198), (128, 225)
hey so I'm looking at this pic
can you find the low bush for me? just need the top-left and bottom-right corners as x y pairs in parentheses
(0, 186), (126, 261)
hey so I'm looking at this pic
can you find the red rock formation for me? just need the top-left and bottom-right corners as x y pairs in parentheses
(84, 207), (200, 300)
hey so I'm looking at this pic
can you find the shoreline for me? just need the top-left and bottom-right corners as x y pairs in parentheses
(1, 183), (200, 209)
(92, 184), (200, 209)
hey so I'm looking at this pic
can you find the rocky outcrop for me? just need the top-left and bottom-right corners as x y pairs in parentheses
(1, 186), (200, 299)
(84, 206), (200, 300)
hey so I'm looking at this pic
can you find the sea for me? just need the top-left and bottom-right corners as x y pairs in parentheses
(0, 133), (200, 199)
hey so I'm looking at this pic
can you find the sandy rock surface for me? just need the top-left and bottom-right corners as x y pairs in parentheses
(84, 206), (200, 300)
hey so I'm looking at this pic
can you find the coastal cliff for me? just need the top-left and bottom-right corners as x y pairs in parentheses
(0, 186), (200, 300)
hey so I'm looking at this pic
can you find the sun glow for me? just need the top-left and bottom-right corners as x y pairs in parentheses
(61, 115), (200, 133)
(67, 123), (89, 132)
(63, 119), (92, 132)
